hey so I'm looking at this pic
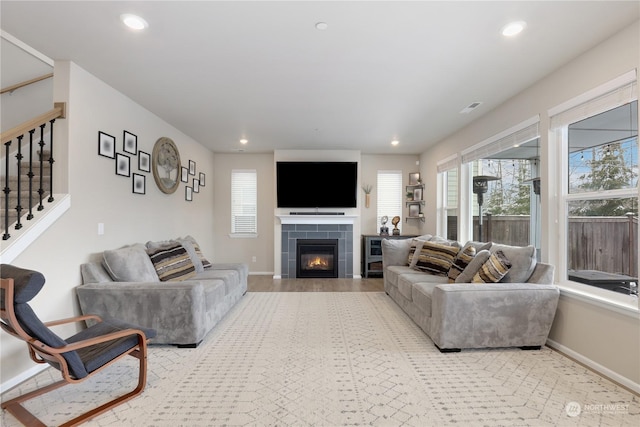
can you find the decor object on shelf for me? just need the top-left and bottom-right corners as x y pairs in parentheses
(379, 215), (389, 236)
(408, 172), (420, 185)
(123, 130), (137, 154)
(362, 184), (372, 208)
(98, 131), (115, 158)
(152, 137), (181, 194)
(473, 175), (500, 241)
(391, 215), (401, 235)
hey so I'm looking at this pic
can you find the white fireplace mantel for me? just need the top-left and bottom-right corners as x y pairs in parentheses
(277, 214), (358, 225)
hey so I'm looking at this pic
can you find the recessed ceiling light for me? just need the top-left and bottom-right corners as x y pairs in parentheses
(240, 139), (248, 145)
(391, 140), (399, 146)
(121, 14), (148, 31)
(502, 21), (527, 37)
(315, 22), (328, 31)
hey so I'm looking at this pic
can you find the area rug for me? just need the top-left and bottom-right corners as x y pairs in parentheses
(2, 292), (638, 426)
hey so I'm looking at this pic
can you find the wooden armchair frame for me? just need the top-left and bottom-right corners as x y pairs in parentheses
(0, 277), (151, 427)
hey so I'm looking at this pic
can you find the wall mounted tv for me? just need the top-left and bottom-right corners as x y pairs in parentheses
(276, 161), (358, 209)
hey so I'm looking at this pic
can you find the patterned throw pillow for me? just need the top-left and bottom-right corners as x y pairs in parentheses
(448, 244), (477, 283)
(147, 243), (196, 282)
(413, 241), (460, 277)
(471, 250), (512, 283)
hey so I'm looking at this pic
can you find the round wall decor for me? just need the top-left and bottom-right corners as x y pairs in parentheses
(152, 137), (181, 194)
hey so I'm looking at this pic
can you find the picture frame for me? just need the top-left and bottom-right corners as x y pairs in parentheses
(181, 167), (189, 183)
(185, 186), (193, 202)
(413, 188), (422, 201)
(199, 172), (205, 187)
(409, 204), (420, 217)
(132, 173), (145, 194)
(98, 131), (115, 158)
(408, 172), (420, 185)
(193, 178), (200, 193)
(115, 153), (130, 177)
(189, 160), (196, 175)
(138, 151), (151, 172)
(123, 130), (137, 154)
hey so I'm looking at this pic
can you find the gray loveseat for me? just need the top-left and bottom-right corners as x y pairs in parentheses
(382, 235), (559, 352)
(77, 236), (247, 347)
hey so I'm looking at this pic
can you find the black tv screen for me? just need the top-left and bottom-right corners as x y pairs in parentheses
(277, 161), (358, 208)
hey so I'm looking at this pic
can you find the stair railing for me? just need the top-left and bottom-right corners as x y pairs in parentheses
(1, 102), (65, 240)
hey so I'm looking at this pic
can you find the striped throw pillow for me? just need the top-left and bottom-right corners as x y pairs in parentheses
(448, 244), (477, 283)
(413, 241), (460, 276)
(147, 243), (196, 282)
(472, 250), (512, 283)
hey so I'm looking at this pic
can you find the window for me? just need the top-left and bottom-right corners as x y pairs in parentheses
(376, 170), (402, 230)
(550, 71), (638, 296)
(437, 155), (459, 241)
(231, 170), (257, 235)
(461, 117), (541, 250)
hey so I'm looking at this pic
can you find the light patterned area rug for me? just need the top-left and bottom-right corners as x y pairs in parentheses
(2, 292), (639, 426)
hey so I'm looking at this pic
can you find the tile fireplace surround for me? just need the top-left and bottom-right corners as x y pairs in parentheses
(278, 215), (356, 279)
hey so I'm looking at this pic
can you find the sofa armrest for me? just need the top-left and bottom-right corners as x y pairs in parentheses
(76, 281), (208, 345)
(430, 282), (559, 350)
(527, 262), (555, 284)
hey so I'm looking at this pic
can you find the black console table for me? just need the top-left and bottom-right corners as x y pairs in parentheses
(362, 234), (417, 278)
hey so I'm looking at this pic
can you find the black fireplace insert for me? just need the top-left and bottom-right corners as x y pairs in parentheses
(296, 239), (339, 278)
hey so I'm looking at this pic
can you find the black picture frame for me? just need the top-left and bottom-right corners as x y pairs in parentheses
(116, 153), (130, 177)
(138, 151), (150, 172)
(199, 172), (205, 186)
(189, 160), (196, 175)
(181, 166), (189, 183)
(132, 173), (145, 194)
(185, 186), (193, 201)
(98, 131), (115, 158)
(123, 130), (137, 154)
(193, 178), (200, 193)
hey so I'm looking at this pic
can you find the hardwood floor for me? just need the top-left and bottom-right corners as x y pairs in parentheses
(247, 275), (385, 292)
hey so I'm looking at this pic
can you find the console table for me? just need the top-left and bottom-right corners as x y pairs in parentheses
(362, 234), (417, 278)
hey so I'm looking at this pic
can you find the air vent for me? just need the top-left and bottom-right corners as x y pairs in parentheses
(460, 102), (483, 114)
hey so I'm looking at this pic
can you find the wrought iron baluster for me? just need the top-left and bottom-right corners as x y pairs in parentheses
(3, 140), (12, 240)
(37, 124), (45, 211)
(27, 129), (35, 220)
(14, 135), (24, 230)
(47, 119), (55, 203)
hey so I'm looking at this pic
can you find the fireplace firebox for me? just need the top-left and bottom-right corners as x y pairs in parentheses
(296, 239), (339, 278)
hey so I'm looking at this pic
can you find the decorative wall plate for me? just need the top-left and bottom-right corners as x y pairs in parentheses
(152, 137), (181, 194)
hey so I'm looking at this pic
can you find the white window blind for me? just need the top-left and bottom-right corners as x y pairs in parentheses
(231, 170), (257, 234)
(461, 116), (540, 163)
(376, 170), (402, 226)
(437, 154), (458, 173)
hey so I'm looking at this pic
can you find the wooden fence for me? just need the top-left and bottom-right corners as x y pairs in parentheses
(447, 214), (638, 277)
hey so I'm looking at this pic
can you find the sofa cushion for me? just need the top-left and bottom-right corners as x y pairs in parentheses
(472, 250), (512, 283)
(455, 250), (491, 283)
(195, 269), (240, 294)
(397, 273), (443, 301)
(385, 265), (415, 288)
(382, 239), (413, 268)
(447, 244), (477, 283)
(413, 241), (460, 276)
(147, 243), (197, 282)
(412, 282), (443, 317)
(490, 243), (536, 283)
(102, 244), (159, 282)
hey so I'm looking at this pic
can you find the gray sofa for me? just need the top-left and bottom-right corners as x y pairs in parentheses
(77, 236), (247, 347)
(382, 235), (559, 352)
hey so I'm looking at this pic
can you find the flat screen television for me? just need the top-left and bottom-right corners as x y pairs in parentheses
(276, 161), (358, 208)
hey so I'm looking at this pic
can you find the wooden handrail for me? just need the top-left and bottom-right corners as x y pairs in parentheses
(0, 102), (65, 145)
(0, 73), (53, 95)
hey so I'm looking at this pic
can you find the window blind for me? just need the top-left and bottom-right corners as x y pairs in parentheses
(461, 116), (540, 163)
(437, 154), (458, 173)
(376, 170), (403, 227)
(231, 170), (257, 234)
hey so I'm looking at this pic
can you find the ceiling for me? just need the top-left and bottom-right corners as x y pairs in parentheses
(1, 1), (638, 154)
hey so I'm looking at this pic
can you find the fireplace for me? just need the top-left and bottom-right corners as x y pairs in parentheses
(296, 239), (339, 278)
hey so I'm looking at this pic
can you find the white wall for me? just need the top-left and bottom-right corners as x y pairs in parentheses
(1, 61), (216, 389)
(420, 21), (640, 388)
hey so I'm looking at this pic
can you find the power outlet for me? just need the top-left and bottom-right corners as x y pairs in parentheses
(97, 223), (105, 235)
(252, 256), (257, 263)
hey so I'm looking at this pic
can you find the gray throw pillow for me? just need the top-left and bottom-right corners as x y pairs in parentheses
(455, 250), (491, 283)
(490, 244), (536, 283)
(102, 243), (159, 282)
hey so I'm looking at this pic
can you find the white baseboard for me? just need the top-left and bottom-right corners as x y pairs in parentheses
(546, 339), (640, 395)
(1, 364), (49, 394)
